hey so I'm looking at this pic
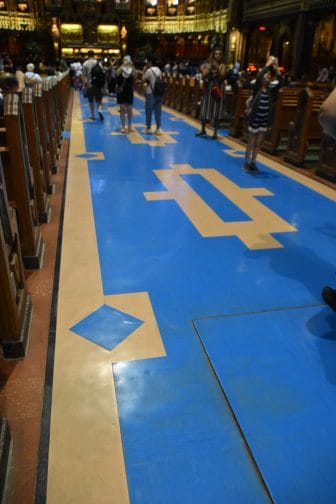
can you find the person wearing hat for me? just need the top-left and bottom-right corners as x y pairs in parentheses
(116, 55), (136, 133)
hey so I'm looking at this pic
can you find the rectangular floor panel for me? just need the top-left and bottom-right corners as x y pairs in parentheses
(195, 306), (336, 504)
(113, 355), (272, 504)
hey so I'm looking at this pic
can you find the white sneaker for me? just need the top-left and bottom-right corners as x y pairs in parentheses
(143, 127), (151, 134)
(155, 128), (161, 135)
(121, 127), (126, 133)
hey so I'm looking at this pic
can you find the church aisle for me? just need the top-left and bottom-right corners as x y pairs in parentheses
(40, 91), (336, 504)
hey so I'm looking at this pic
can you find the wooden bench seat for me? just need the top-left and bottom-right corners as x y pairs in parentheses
(284, 87), (330, 167)
(228, 85), (251, 137)
(262, 87), (302, 154)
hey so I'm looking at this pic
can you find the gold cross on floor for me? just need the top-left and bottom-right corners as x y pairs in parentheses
(144, 163), (297, 249)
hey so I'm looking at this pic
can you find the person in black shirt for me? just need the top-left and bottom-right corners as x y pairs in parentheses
(244, 56), (281, 173)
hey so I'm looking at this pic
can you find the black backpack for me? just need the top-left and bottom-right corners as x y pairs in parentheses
(91, 63), (105, 88)
(151, 69), (166, 97)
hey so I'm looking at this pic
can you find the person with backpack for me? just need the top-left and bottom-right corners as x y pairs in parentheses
(82, 50), (104, 120)
(143, 56), (164, 135)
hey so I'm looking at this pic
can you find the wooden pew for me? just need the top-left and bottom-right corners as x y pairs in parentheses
(262, 87), (303, 154)
(53, 75), (63, 142)
(175, 75), (185, 112)
(0, 418), (11, 502)
(162, 73), (170, 106)
(22, 87), (50, 223)
(49, 76), (62, 153)
(48, 76), (63, 168)
(189, 78), (203, 119)
(284, 87), (330, 167)
(222, 90), (235, 126)
(0, 154), (31, 358)
(168, 75), (180, 109)
(316, 133), (336, 182)
(228, 84), (251, 137)
(164, 75), (173, 108)
(34, 82), (53, 194)
(43, 79), (58, 174)
(181, 76), (193, 115)
(2, 93), (44, 269)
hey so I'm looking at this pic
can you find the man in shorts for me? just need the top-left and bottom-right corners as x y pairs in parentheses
(82, 50), (104, 120)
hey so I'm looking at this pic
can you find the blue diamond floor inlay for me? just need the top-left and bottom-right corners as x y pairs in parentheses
(70, 304), (144, 350)
(194, 306), (336, 504)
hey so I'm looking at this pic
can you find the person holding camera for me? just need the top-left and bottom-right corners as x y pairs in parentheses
(244, 55), (281, 173)
(195, 48), (226, 140)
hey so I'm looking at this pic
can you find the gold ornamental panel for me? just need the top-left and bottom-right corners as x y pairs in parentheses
(60, 23), (83, 44)
(97, 24), (119, 44)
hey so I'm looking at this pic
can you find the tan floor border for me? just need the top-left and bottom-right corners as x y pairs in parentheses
(46, 93), (130, 504)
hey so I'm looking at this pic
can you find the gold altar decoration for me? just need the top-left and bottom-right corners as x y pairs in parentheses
(97, 24), (119, 44)
(138, 9), (228, 34)
(0, 11), (36, 30)
(60, 23), (83, 44)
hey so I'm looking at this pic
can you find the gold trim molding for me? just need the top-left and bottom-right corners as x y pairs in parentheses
(0, 12), (37, 30)
(138, 10), (228, 34)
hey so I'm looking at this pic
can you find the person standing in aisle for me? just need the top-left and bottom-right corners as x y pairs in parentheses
(116, 55), (136, 133)
(243, 56), (281, 172)
(143, 56), (164, 135)
(82, 50), (104, 120)
(195, 48), (226, 140)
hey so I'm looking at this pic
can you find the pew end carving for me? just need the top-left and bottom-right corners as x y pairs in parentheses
(3, 93), (44, 269)
(284, 87), (328, 167)
(0, 156), (31, 359)
(262, 87), (302, 154)
(316, 134), (336, 183)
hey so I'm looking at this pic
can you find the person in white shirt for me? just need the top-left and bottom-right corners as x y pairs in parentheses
(143, 56), (163, 135)
(70, 60), (82, 90)
(25, 63), (42, 87)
